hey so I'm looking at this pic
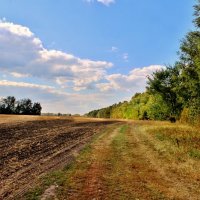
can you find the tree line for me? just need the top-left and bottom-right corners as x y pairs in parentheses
(0, 96), (42, 115)
(87, 1), (200, 125)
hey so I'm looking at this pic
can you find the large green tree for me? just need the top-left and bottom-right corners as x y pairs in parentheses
(147, 66), (182, 117)
(194, 0), (200, 28)
(176, 1), (200, 123)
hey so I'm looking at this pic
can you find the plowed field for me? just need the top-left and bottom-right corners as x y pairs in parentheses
(0, 115), (118, 200)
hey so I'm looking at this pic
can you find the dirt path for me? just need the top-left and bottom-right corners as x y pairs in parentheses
(56, 121), (200, 200)
(80, 126), (121, 199)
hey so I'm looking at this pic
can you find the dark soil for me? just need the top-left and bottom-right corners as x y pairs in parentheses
(0, 117), (118, 200)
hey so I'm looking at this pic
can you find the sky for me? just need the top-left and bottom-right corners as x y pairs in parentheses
(0, 0), (196, 114)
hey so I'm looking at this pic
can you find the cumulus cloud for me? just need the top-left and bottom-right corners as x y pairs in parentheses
(0, 20), (165, 114)
(96, 65), (164, 92)
(0, 79), (115, 114)
(0, 21), (113, 91)
(85, 0), (115, 6)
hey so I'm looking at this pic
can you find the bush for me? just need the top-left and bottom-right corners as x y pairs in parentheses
(180, 100), (200, 125)
(180, 108), (189, 123)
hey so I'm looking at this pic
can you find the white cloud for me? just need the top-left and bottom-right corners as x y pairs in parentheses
(10, 72), (30, 78)
(0, 21), (33, 37)
(123, 53), (129, 62)
(96, 65), (164, 92)
(0, 80), (54, 90)
(0, 17), (7, 22)
(97, 0), (115, 6)
(85, 0), (115, 6)
(111, 46), (119, 52)
(0, 20), (165, 114)
(0, 21), (113, 91)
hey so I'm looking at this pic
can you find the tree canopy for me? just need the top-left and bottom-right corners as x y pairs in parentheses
(0, 96), (42, 115)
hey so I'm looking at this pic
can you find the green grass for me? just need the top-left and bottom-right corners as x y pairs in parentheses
(41, 170), (66, 187)
(110, 125), (129, 153)
(119, 124), (128, 133)
(105, 125), (135, 199)
(23, 187), (43, 200)
(155, 132), (167, 141)
(189, 149), (200, 159)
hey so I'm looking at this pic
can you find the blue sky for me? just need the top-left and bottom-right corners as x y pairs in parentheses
(0, 0), (196, 114)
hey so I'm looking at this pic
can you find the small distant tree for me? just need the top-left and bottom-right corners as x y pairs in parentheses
(0, 96), (16, 114)
(19, 99), (33, 115)
(0, 99), (6, 114)
(0, 97), (42, 115)
(32, 102), (42, 115)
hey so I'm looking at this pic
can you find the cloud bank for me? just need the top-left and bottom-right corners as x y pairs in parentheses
(0, 21), (113, 91)
(0, 20), (164, 113)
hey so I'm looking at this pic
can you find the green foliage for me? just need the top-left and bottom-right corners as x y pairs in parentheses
(24, 187), (43, 200)
(145, 95), (170, 120)
(180, 100), (200, 125)
(180, 108), (190, 123)
(187, 99), (200, 125)
(87, 93), (170, 121)
(194, 0), (200, 28)
(147, 66), (182, 118)
(147, 1), (200, 123)
(175, 2), (200, 124)
(178, 32), (200, 104)
(42, 170), (66, 187)
(0, 96), (16, 114)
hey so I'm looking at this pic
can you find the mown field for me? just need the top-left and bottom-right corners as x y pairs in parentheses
(1, 116), (200, 200)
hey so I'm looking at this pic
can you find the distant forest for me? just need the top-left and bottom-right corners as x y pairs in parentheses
(87, 1), (200, 125)
(0, 96), (42, 115)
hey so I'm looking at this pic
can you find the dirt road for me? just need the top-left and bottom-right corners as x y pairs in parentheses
(53, 121), (200, 200)
(0, 116), (118, 200)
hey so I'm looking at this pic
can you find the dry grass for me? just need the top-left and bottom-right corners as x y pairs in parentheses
(0, 114), (73, 125)
(146, 122), (200, 161)
(142, 121), (200, 193)
(0, 114), (120, 125)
